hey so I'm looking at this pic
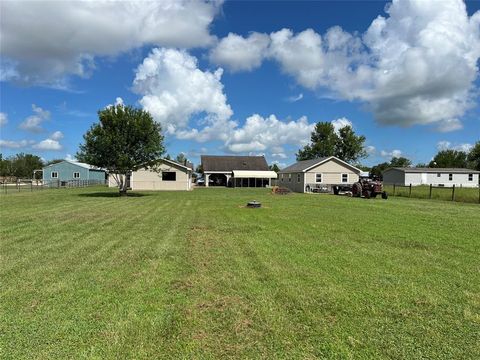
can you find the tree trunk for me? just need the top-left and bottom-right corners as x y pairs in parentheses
(118, 173), (128, 196)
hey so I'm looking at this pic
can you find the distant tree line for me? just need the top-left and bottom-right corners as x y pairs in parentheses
(0, 153), (56, 179)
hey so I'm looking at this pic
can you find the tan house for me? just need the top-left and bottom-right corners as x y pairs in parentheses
(108, 158), (193, 191)
(278, 156), (362, 193)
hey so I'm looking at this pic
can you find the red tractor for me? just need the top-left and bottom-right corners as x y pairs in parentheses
(351, 176), (388, 199)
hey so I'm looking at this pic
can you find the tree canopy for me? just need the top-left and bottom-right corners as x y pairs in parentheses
(269, 163), (280, 173)
(0, 153), (43, 179)
(429, 150), (467, 168)
(77, 105), (164, 195)
(297, 122), (366, 163)
(467, 141), (480, 170)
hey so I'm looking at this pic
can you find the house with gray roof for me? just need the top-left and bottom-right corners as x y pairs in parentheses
(201, 155), (277, 187)
(383, 167), (480, 187)
(42, 160), (106, 186)
(278, 156), (362, 193)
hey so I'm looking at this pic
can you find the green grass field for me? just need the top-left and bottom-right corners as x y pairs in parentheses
(383, 184), (480, 204)
(1, 187), (479, 359)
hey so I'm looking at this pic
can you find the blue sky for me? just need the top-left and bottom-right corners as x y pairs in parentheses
(1, 0), (479, 168)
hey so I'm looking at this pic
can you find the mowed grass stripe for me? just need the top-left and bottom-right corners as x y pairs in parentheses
(1, 188), (479, 359)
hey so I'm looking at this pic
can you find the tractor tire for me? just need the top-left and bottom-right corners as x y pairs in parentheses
(352, 182), (362, 197)
(382, 191), (388, 199)
(333, 186), (339, 195)
(364, 190), (371, 199)
(371, 192), (377, 198)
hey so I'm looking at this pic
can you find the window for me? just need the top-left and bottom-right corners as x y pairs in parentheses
(162, 172), (176, 181)
(73, 172), (80, 179)
(437, 173), (441, 177)
(297, 174), (301, 182)
(51, 171), (58, 178)
(288, 174), (291, 182)
(468, 174), (473, 181)
(316, 173), (322, 183)
(342, 173), (348, 183)
(449, 173), (453, 181)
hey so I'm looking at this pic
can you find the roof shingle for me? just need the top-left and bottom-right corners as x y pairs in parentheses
(201, 155), (269, 172)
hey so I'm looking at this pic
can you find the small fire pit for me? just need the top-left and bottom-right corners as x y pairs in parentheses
(246, 200), (261, 208)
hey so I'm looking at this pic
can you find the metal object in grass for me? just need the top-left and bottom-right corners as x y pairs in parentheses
(246, 200), (261, 208)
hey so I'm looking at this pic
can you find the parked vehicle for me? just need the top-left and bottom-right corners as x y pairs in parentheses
(333, 176), (388, 199)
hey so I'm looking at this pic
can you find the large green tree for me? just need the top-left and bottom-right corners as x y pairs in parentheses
(77, 105), (165, 195)
(269, 163), (281, 173)
(467, 141), (480, 170)
(1, 153), (44, 179)
(429, 150), (467, 168)
(389, 157), (412, 168)
(296, 122), (366, 163)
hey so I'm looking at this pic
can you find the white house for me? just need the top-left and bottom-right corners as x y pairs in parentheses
(383, 168), (480, 187)
(278, 156), (362, 193)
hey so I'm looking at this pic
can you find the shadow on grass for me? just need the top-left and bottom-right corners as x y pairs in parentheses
(78, 192), (150, 198)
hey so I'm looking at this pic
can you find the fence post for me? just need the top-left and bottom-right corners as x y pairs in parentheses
(451, 184), (455, 202)
(409, 184), (412, 197)
(31, 182), (33, 192)
(393, 184), (396, 196)
(429, 184), (432, 199)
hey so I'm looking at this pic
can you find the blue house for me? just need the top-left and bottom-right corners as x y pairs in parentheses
(42, 160), (106, 186)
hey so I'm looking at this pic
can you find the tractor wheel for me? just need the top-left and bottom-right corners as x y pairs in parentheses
(382, 191), (388, 199)
(333, 186), (339, 195)
(364, 190), (371, 199)
(371, 192), (377, 198)
(352, 182), (362, 197)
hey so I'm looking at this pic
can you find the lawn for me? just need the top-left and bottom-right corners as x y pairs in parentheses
(1, 187), (479, 359)
(383, 184), (480, 204)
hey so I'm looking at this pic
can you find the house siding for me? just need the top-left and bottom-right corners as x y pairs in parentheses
(304, 158), (359, 185)
(279, 157), (360, 193)
(384, 169), (479, 187)
(109, 161), (192, 191)
(43, 161), (90, 181)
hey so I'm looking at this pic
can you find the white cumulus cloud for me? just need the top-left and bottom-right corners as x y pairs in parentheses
(0, 112), (7, 126)
(437, 141), (473, 152)
(210, 0), (480, 132)
(0, 139), (33, 149)
(209, 32), (271, 72)
(19, 104), (50, 133)
(50, 131), (64, 141)
(133, 48), (233, 136)
(0, 0), (221, 86)
(33, 139), (62, 151)
(331, 117), (353, 134)
(381, 149), (403, 158)
(224, 114), (313, 153)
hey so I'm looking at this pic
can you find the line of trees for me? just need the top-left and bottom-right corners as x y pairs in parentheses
(0, 153), (55, 179)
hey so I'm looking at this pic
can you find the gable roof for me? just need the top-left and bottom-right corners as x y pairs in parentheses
(162, 158), (193, 171)
(385, 167), (480, 174)
(201, 155), (269, 172)
(279, 156), (361, 173)
(43, 160), (104, 171)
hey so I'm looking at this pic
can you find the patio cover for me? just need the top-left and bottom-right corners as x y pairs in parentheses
(232, 170), (278, 179)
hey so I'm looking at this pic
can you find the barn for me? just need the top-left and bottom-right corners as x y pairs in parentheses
(201, 155), (277, 187)
(108, 158), (193, 191)
(383, 168), (480, 187)
(278, 156), (362, 193)
(42, 160), (106, 185)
